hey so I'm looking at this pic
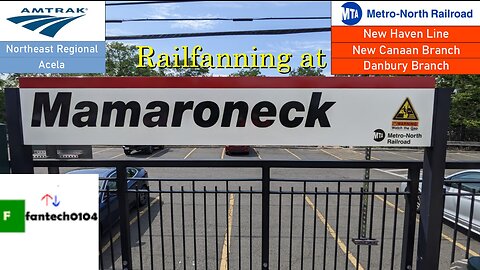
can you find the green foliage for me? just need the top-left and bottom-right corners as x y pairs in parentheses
(0, 79), (5, 123)
(159, 58), (210, 77)
(289, 67), (325, 77)
(106, 42), (158, 76)
(230, 68), (262, 77)
(436, 75), (480, 141)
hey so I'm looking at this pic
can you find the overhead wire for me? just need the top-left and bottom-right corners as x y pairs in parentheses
(106, 16), (331, 23)
(106, 27), (331, 40)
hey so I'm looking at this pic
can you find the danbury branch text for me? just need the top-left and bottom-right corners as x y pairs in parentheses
(136, 45), (328, 74)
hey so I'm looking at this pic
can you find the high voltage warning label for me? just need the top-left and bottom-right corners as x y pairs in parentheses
(392, 98), (419, 128)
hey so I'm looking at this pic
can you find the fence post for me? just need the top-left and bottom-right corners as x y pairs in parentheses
(417, 88), (452, 269)
(262, 165), (270, 270)
(0, 123), (9, 173)
(117, 165), (132, 269)
(5, 88), (33, 174)
(401, 167), (420, 269)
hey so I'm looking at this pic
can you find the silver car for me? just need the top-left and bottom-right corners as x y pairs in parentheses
(400, 170), (480, 235)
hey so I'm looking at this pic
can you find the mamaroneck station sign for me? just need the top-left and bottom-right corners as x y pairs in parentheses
(18, 77), (435, 147)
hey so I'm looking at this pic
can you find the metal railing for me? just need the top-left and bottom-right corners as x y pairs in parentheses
(32, 159), (480, 270)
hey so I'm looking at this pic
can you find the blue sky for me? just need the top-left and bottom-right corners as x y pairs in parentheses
(106, 1), (332, 76)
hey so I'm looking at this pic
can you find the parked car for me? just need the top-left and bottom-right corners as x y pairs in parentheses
(66, 167), (149, 234)
(225, 145), (250, 155)
(123, 145), (164, 155)
(400, 170), (480, 235)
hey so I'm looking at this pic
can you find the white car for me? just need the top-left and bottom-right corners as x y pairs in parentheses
(400, 170), (480, 235)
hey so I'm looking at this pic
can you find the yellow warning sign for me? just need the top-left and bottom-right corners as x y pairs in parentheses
(393, 98), (418, 121)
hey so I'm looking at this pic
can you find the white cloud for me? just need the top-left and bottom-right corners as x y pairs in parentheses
(106, 28), (132, 36)
(150, 5), (218, 30)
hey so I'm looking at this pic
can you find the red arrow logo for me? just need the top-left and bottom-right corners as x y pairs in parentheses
(41, 194), (53, 206)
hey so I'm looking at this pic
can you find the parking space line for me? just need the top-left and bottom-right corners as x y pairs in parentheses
(322, 148), (479, 258)
(284, 148), (301, 160)
(305, 195), (365, 270)
(385, 151), (419, 161)
(219, 194), (235, 270)
(100, 196), (160, 254)
(320, 148), (343, 160)
(253, 148), (262, 160)
(93, 148), (114, 155)
(184, 148), (197, 159)
(347, 148), (380, 161)
(452, 152), (480, 159)
(146, 148), (168, 160)
(374, 194), (480, 257)
(109, 153), (125, 160)
(374, 168), (407, 179)
(221, 147), (225, 159)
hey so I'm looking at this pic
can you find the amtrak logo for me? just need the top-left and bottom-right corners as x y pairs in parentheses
(7, 14), (85, 38)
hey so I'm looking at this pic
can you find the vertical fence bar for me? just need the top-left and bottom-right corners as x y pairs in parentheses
(215, 186), (219, 270)
(379, 188), (388, 269)
(465, 190), (476, 259)
(391, 190), (400, 270)
(181, 187), (187, 270)
(262, 166), (271, 270)
(107, 187), (116, 270)
(289, 187), (294, 270)
(159, 182), (166, 270)
(116, 165), (133, 270)
(203, 186), (208, 270)
(401, 167), (420, 270)
(312, 189), (318, 270)
(192, 182), (198, 270)
(300, 182), (307, 270)
(249, 186), (253, 270)
(146, 186), (154, 270)
(278, 187), (282, 270)
(170, 187), (176, 270)
(451, 183), (462, 263)
(334, 183), (341, 270)
(238, 187), (242, 270)
(367, 182), (376, 269)
(345, 188), (352, 270)
(323, 187), (329, 270)
(135, 187), (144, 270)
(226, 181), (230, 269)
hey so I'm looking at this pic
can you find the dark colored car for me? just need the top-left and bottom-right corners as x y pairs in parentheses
(225, 145), (250, 155)
(123, 145), (164, 155)
(66, 167), (149, 233)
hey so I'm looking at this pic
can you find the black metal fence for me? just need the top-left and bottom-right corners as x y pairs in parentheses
(32, 160), (480, 270)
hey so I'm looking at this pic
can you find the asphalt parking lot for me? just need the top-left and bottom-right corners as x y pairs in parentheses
(38, 146), (480, 269)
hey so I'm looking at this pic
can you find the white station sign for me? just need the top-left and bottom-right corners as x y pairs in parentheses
(19, 85), (435, 146)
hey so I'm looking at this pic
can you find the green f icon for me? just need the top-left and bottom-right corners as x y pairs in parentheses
(0, 200), (25, 233)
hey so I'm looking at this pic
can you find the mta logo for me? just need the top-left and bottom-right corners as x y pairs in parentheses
(7, 8), (85, 38)
(341, 2), (362, 26)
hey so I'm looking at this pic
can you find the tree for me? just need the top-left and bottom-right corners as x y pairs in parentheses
(106, 42), (159, 76)
(230, 68), (262, 77)
(436, 75), (480, 141)
(0, 78), (5, 123)
(289, 67), (325, 77)
(160, 58), (210, 77)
